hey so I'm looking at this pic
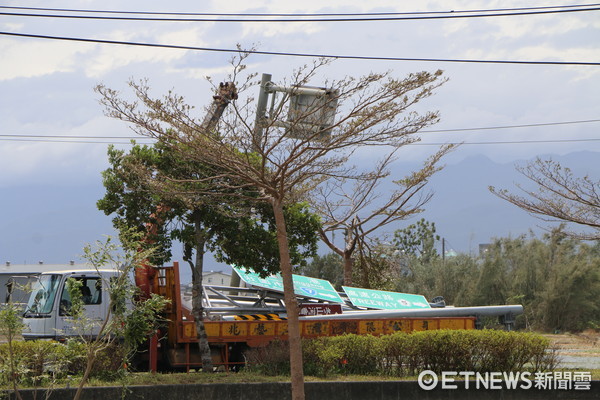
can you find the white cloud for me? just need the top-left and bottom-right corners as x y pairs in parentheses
(82, 28), (193, 78)
(0, 116), (134, 187)
(166, 64), (235, 80)
(513, 45), (600, 64)
(0, 39), (92, 80)
(240, 21), (324, 39)
(1, 22), (24, 30)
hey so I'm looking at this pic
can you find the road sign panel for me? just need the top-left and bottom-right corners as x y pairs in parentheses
(299, 304), (342, 317)
(342, 286), (430, 310)
(233, 266), (343, 303)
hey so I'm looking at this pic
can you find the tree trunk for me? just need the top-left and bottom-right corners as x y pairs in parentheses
(318, 229), (355, 287)
(73, 347), (98, 400)
(191, 212), (213, 372)
(342, 224), (358, 286)
(272, 198), (305, 400)
(343, 252), (353, 286)
(7, 329), (23, 400)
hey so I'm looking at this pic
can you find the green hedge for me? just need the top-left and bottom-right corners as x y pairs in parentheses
(246, 330), (558, 377)
(0, 340), (126, 387)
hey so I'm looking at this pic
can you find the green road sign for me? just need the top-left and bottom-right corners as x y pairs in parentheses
(342, 286), (431, 310)
(233, 266), (343, 303)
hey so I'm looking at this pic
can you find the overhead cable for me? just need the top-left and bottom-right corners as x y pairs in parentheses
(1, 3), (598, 17)
(422, 119), (600, 133)
(2, 137), (598, 146)
(2, 119), (599, 145)
(1, 31), (598, 66)
(414, 138), (600, 146)
(1, 6), (599, 22)
(3, 118), (598, 140)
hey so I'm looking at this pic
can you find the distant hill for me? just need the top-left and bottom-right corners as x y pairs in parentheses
(419, 151), (600, 255)
(1, 151), (598, 270)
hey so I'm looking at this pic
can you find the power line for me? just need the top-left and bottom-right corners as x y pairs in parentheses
(2, 118), (597, 139)
(1, 119), (598, 145)
(1, 4), (598, 17)
(422, 119), (600, 133)
(413, 138), (600, 146)
(2, 118), (598, 141)
(0, 138), (146, 144)
(1, 31), (598, 66)
(1, 6), (599, 22)
(2, 137), (598, 146)
(0, 135), (149, 140)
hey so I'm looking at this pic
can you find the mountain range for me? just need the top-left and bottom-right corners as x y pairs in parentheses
(2, 151), (598, 273)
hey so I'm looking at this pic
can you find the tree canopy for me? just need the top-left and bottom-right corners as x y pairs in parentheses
(96, 55), (451, 400)
(97, 141), (320, 275)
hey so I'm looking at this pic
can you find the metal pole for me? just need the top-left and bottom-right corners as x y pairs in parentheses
(253, 73), (272, 151)
(442, 238), (446, 265)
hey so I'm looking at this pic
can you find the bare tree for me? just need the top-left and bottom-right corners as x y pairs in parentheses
(315, 146), (454, 285)
(96, 55), (448, 400)
(490, 157), (600, 240)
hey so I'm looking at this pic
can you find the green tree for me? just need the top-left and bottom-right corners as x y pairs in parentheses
(393, 218), (440, 264)
(393, 254), (479, 305)
(69, 233), (169, 400)
(96, 55), (448, 400)
(98, 140), (320, 370)
(534, 229), (600, 331)
(0, 302), (25, 400)
(385, 226), (600, 330)
(352, 240), (398, 290)
(464, 229), (600, 331)
(469, 242), (511, 306)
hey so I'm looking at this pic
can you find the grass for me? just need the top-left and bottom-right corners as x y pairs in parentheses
(4, 368), (598, 391)
(80, 371), (425, 388)
(3, 331), (598, 389)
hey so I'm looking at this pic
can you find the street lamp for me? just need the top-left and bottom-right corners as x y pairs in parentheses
(253, 73), (339, 143)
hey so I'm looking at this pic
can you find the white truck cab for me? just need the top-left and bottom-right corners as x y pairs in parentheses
(22, 269), (120, 340)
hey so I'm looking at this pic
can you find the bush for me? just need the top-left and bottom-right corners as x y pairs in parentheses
(326, 334), (380, 375)
(244, 340), (291, 376)
(246, 329), (557, 377)
(64, 340), (127, 380)
(302, 337), (343, 377)
(0, 340), (76, 386)
(0, 339), (128, 387)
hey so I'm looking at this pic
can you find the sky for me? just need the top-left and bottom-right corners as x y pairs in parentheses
(0, 1), (599, 267)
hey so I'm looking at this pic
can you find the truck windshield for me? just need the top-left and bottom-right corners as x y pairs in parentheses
(25, 274), (61, 315)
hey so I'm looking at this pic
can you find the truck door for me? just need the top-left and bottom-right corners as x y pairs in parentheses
(56, 275), (107, 338)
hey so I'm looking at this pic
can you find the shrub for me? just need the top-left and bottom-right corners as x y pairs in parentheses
(0, 339), (128, 387)
(0, 340), (77, 386)
(302, 337), (343, 377)
(244, 340), (291, 376)
(408, 330), (476, 373)
(245, 329), (557, 377)
(327, 334), (380, 375)
(65, 340), (127, 380)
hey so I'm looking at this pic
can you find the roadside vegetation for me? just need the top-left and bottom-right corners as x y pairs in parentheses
(246, 330), (558, 377)
(301, 223), (600, 333)
(1, 330), (598, 394)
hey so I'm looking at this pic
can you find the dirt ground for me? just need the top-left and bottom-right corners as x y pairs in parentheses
(546, 329), (600, 370)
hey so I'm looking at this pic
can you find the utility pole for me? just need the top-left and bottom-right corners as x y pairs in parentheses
(253, 73), (272, 150)
(442, 237), (446, 265)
